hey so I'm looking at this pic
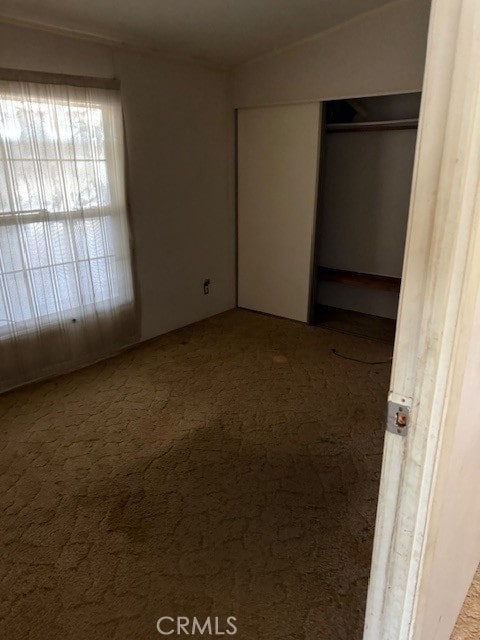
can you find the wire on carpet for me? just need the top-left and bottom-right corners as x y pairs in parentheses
(331, 348), (392, 365)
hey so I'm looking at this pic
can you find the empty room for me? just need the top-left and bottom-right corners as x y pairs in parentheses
(1, 1), (480, 639)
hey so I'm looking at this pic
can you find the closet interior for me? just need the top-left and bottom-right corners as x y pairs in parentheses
(312, 92), (421, 339)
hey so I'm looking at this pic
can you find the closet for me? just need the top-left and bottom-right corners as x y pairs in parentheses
(236, 93), (420, 329)
(313, 93), (420, 327)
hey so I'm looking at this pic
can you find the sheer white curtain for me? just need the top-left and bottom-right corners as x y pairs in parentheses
(0, 79), (137, 392)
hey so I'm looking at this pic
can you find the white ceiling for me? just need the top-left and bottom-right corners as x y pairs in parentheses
(0, 0), (394, 67)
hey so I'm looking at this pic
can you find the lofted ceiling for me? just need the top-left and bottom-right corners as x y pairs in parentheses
(0, 0), (394, 67)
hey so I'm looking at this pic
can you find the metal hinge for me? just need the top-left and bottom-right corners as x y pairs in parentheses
(386, 394), (412, 437)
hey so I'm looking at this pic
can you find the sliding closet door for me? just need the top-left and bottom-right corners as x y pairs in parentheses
(237, 104), (321, 322)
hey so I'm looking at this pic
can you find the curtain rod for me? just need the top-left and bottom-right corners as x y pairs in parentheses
(0, 67), (120, 90)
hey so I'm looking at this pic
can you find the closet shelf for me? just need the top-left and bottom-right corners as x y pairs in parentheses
(318, 266), (401, 293)
(326, 118), (418, 133)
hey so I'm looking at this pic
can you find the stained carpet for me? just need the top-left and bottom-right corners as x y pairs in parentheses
(0, 308), (474, 639)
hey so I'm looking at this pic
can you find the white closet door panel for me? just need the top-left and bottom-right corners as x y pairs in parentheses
(237, 104), (321, 322)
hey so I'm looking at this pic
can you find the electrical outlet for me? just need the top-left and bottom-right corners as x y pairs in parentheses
(203, 279), (210, 295)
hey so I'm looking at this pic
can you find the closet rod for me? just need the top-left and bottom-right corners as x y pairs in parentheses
(326, 119), (418, 133)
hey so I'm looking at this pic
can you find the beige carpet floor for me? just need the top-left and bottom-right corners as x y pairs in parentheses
(452, 572), (480, 639)
(0, 309), (477, 639)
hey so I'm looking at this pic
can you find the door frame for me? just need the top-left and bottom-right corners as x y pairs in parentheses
(307, 104), (327, 325)
(364, 0), (480, 638)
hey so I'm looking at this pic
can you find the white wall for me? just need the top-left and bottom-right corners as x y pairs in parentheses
(232, 0), (431, 108)
(0, 22), (235, 341)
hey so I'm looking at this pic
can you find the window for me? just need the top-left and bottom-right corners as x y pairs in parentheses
(0, 78), (136, 391)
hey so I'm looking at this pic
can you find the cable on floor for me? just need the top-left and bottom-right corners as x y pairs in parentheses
(331, 348), (392, 365)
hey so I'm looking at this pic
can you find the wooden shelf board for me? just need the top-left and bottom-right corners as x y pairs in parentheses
(317, 266), (401, 293)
